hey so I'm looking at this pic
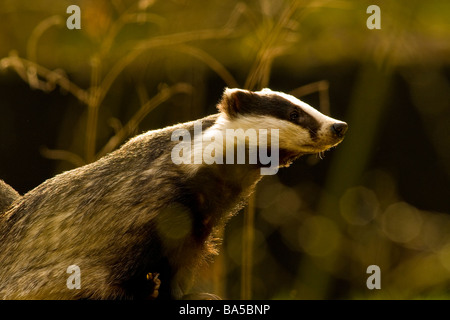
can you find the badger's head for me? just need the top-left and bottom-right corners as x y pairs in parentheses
(216, 87), (348, 166)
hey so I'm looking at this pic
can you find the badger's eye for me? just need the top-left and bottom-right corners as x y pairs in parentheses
(290, 111), (299, 121)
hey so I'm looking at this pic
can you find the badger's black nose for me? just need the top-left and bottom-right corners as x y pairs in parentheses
(332, 122), (348, 138)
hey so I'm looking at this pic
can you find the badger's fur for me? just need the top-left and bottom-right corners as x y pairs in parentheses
(0, 180), (20, 215)
(0, 88), (347, 299)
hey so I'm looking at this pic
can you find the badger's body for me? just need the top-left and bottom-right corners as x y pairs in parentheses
(0, 180), (20, 215)
(0, 88), (347, 299)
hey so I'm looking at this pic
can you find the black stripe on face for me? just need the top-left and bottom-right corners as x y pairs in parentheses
(237, 93), (321, 141)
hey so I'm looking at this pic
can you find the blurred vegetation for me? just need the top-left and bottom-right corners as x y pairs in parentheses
(0, 0), (449, 299)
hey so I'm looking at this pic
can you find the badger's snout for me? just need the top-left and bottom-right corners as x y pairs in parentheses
(331, 122), (348, 138)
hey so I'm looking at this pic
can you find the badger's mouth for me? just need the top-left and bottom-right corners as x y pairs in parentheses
(300, 122), (348, 155)
(299, 145), (336, 159)
(302, 139), (344, 154)
(277, 120), (348, 167)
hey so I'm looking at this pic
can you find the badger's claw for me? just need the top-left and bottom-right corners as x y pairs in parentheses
(146, 272), (161, 299)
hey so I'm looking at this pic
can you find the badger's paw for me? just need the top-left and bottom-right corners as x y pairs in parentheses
(145, 272), (161, 299)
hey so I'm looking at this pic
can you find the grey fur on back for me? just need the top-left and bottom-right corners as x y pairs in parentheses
(0, 180), (20, 215)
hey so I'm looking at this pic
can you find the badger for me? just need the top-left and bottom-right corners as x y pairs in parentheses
(0, 88), (347, 299)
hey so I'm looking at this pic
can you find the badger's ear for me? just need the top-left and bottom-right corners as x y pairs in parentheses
(217, 88), (253, 118)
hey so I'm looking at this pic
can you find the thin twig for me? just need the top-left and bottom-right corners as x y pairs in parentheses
(0, 53), (89, 104)
(39, 146), (86, 168)
(96, 83), (193, 159)
(85, 56), (102, 163)
(26, 15), (64, 62)
(244, 0), (302, 90)
(98, 26), (239, 109)
(174, 44), (240, 88)
(290, 80), (330, 114)
(99, 12), (166, 58)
